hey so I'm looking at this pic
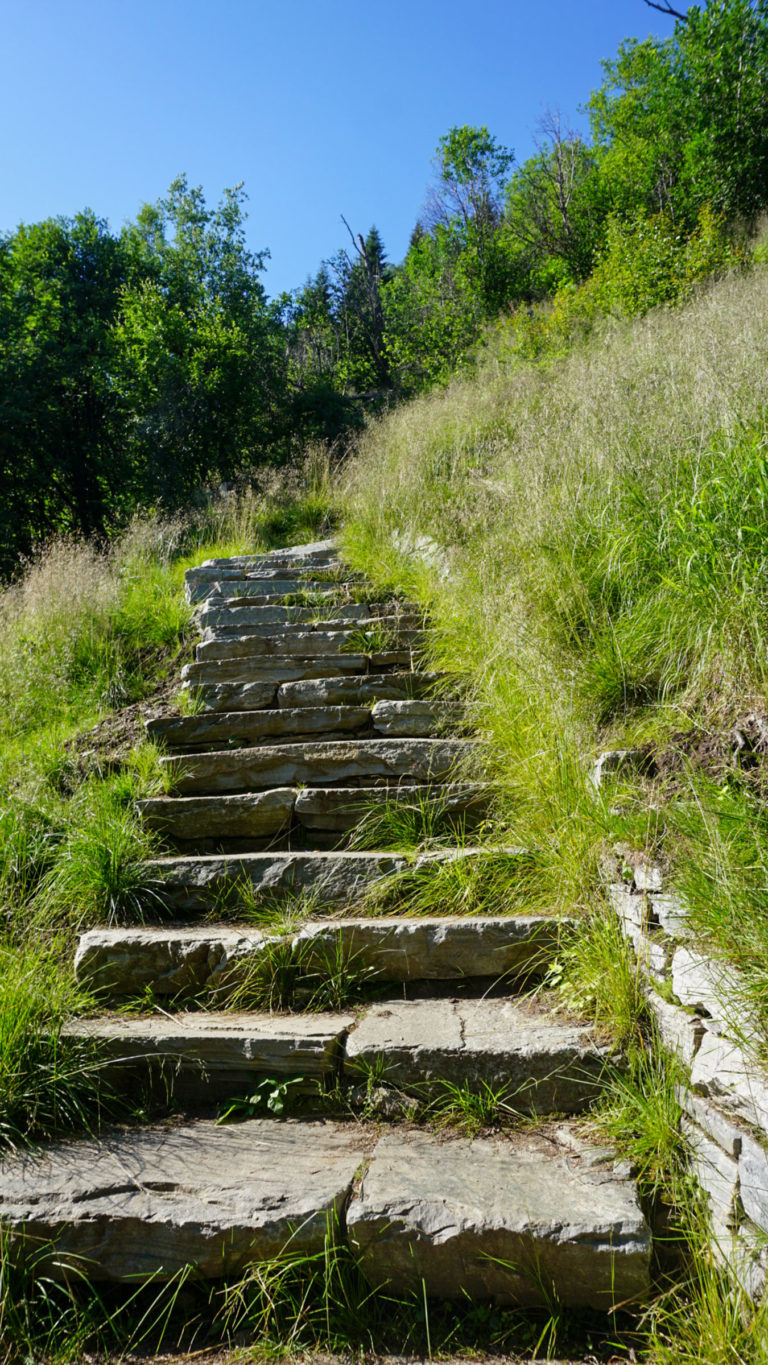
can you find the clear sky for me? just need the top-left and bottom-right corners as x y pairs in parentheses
(0, 0), (669, 299)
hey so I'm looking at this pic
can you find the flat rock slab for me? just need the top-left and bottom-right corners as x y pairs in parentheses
(346, 998), (610, 1112)
(198, 601), (400, 629)
(146, 706), (371, 751)
(76, 915), (568, 1000)
(371, 699), (445, 736)
(75, 925), (268, 997)
(181, 655), (368, 687)
(277, 673), (441, 709)
(0, 1119), (364, 1280)
(186, 680), (278, 713)
(196, 630), (423, 662)
(145, 850), (409, 912)
(65, 1012), (353, 1095)
(294, 783), (487, 833)
(138, 790), (297, 841)
(164, 739), (473, 795)
(187, 579), (344, 604)
(348, 1127), (651, 1308)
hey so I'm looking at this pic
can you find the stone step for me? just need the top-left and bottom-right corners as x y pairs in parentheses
(277, 671), (442, 709)
(64, 1011), (353, 1101)
(193, 581), (361, 606)
(201, 538), (339, 569)
(146, 705), (373, 751)
(187, 577), (347, 605)
(144, 848), (410, 912)
(65, 996), (608, 1115)
(349, 1125), (651, 1308)
(181, 652), (414, 690)
(0, 1118), (650, 1305)
(75, 916), (572, 999)
(199, 613), (423, 643)
(195, 628), (424, 663)
(198, 600), (417, 629)
(146, 700), (447, 753)
(0, 1120), (364, 1280)
(138, 789), (298, 842)
(345, 996), (611, 1111)
(138, 782), (484, 845)
(161, 738), (473, 795)
(293, 782), (486, 834)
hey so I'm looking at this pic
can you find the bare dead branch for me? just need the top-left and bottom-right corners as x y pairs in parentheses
(642, 0), (689, 20)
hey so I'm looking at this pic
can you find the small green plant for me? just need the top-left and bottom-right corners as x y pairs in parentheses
(217, 1076), (305, 1123)
(429, 1077), (524, 1137)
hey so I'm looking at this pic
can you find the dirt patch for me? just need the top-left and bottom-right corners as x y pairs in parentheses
(65, 679), (181, 776)
(652, 709), (768, 795)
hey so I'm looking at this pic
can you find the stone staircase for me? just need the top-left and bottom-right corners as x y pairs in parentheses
(0, 539), (653, 1315)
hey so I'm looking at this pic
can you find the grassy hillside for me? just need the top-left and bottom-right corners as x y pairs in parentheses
(343, 261), (768, 1010)
(341, 260), (768, 1360)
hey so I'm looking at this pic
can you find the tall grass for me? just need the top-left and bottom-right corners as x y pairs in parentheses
(0, 463), (337, 1153)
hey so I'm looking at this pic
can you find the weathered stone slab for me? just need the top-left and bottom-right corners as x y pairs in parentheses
(206, 581), (356, 604)
(679, 1088), (744, 1158)
(683, 1119), (740, 1237)
(64, 1011), (353, 1095)
(196, 630), (424, 663)
(200, 614), (422, 644)
(277, 672), (441, 709)
(646, 989), (704, 1067)
(138, 790), (296, 841)
(297, 916), (570, 983)
(75, 915), (568, 1000)
(691, 1025), (768, 1131)
(347, 1127), (651, 1307)
(648, 892), (691, 940)
(371, 699), (445, 736)
(146, 706), (371, 751)
(145, 850), (409, 912)
(187, 578), (340, 605)
(0, 1120), (364, 1280)
(184, 680), (277, 713)
(293, 783), (484, 834)
(739, 1133), (768, 1233)
(75, 926), (268, 997)
(672, 947), (750, 1034)
(609, 885), (669, 979)
(346, 998), (610, 1111)
(198, 601), (397, 630)
(181, 655), (367, 687)
(164, 739), (472, 796)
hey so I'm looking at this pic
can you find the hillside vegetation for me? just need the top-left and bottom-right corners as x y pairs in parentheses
(344, 256), (768, 1027)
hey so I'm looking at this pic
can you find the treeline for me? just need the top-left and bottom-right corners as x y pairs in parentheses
(2, 0), (767, 571)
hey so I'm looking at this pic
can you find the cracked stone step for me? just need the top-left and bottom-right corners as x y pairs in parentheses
(0, 1119), (365, 1280)
(64, 1011), (354, 1100)
(346, 997), (611, 1112)
(277, 672), (442, 709)
(347, 1126), (651, 1308)
(143, 849), (410, 912)
(146, 706), (373, 751)
(195, 629), (425, 663)
(75, 916), (572, 999)
(193, 580), (362, 605)
(198, 600), (419, 630)
(162, 739), (473, 795)
(181, 655), (371, 688)
(138, 789), (298, 841)
(198, 616), (423, 647)
(293, 783), (487, 834)
(187, 577), (351, 605)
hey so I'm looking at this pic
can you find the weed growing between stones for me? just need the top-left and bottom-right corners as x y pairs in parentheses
(363, 846), (540, 918)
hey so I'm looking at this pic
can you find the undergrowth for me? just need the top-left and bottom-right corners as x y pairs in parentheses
(0, 458), (336, 1152)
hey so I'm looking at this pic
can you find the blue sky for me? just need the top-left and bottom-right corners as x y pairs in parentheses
(0, 0), (668, 297)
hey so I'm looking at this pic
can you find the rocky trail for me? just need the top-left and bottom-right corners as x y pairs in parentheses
(0, 540), (652, 1320)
